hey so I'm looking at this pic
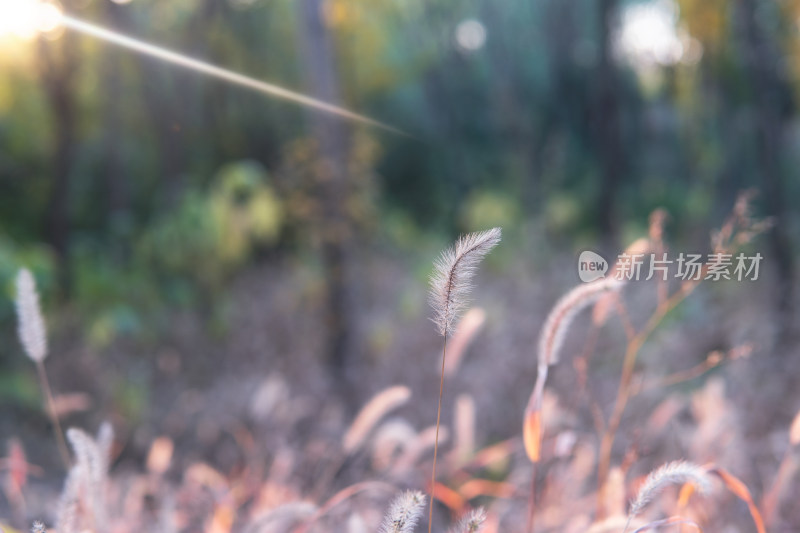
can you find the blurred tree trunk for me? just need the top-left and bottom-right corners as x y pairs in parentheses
(139, 60), (189, 208)
(102, 1), (131, 256)
(39, 21), (79, 297)
(593, 0), (624, 244)
(736, 0), (795, 338)
(295, 0), (357, 384)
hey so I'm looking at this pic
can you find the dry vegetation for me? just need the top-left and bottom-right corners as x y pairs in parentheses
(4, 192), (800, 533)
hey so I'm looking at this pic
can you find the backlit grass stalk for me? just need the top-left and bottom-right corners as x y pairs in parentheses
(524, 277), (622, 533)
(428, 228), (500, 533)
(623, 461), (711, 533)
(14, 269), (70, 467)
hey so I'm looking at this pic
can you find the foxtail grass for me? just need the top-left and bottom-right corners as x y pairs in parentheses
(379, 490), (425, 533)
(624, 461), (711, 533)
(448, 508), (486, 533)
(427, 228), (500, 533)
(14, 268), (70, 467)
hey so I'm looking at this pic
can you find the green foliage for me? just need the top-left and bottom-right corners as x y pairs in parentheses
(137, 160), (283, 291)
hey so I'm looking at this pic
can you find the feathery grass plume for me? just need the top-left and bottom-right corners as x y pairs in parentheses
(624, 461), (711, 533)
(525, 277), (623, 462)
(448, 508), (487, 533)
(15, 269), (47, 363)
(538, 276), (623, 370)
(15, 268), (70, 466)
(524, 277), (623, 533)
(427, 227), (500, 533)
(56, 466), (80, 533)
(57, 426), (114, 532)
(379, 491), (426, 533)
(429, 228), (501, 337)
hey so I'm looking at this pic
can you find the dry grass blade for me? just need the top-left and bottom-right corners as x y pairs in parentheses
(343, 385), (412, 454)
(625, 461), (711, 533)
(707, 466), (765, 533)
(443, 308), (487, 377)
(452, 394), (475, 465)
(429, 228), (501, 338)
(790, 410), (800, 446)
(522, 408), (542, 463)
(379, 490), (426, 533)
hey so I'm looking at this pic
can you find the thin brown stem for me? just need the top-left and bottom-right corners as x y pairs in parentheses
(596, 282), (698, 515)
(428, 336), (448, 533)
(526, 466), (536, 533)
(35, 361), (70, 467)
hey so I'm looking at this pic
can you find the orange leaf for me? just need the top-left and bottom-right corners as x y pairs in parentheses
(7, 439), (28, 489)
(523, 409), (542, 463)
(207, 503), (234, 533)
(677, 482), (695, 508)
(146, 436), (174, 475)
(459, 479), (516, 500)
(790, 410), (800, 446)
(709, 466), (766, 533)
(432, 482), (466, 513)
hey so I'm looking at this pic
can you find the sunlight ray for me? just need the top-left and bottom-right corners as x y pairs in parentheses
(55, 13), (405, 135)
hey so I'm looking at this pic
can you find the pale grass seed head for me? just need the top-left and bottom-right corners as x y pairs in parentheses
(379, 490), (425, 533)
(429, 228), (501, 337)
(538, 277), (622, 369)
(58, 426), (114, 533)
(628, 461), (712, 523)
(449, 507), (487, 533)
(14, 268), (48, 363)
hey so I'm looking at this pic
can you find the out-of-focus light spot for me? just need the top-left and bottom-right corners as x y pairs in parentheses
(110, 0), (133, 5)
(614, 0), (697, 69)
(0, 0), (63, 40)
(230, 0), (258, 8)
(455, 18), (486, 52)
(680, 36), (704, 65)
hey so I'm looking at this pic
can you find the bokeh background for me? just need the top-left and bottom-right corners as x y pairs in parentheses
(1, 0), (800, 531)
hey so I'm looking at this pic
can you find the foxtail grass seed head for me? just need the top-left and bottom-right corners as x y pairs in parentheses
(380, 491), (426, 533)
(15, 268), (48, 363)
(449, 508), (487, 533)
(538, 277), (622, 368)
(430, 228), (501, 337)
(628, 461), (711, 522)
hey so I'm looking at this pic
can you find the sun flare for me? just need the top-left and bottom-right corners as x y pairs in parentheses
(0, 0), (63, 40)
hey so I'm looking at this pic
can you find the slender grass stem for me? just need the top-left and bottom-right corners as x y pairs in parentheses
(35, 360), (70, 467)
(428, 337), (448, 533)
(526, 467), (536, 533)
(596, 282), (698, 515)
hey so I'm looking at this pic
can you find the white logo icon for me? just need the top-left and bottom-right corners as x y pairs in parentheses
(578, 250), (608, 283)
